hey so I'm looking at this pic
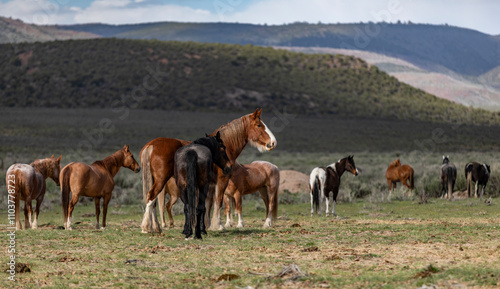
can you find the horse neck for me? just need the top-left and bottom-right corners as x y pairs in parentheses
(100, 151), (124, 178)
(30, 159), (52, 179)
(212, 117), (248, 161)
(329, 161), (345, 178)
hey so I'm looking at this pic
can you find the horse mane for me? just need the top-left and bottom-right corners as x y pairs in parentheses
(93, 150), (123, 172)
(389, 159), (400, 167)
(30, 158), (53, 176)
(212, 116), (248, 159)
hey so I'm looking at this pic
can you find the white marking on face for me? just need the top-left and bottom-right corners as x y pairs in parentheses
(483, 164), (490, 175)
(262, 120), (277, 151)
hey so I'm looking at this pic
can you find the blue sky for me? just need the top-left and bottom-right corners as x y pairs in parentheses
(0, 0), (498, 35)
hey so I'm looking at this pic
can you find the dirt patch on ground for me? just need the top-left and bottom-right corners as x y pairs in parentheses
(279, 170), (309, 195)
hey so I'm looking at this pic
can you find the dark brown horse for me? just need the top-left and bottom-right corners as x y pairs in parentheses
(140, 109), (277, 233)
(440, 156), (457, 199)
(6, 155), (62, 229)
(223, 161), (280, 228)
(385, 158), (414, 196)
(174, 133), (232, 239)
(309, 156), (358, 217)
(60, 145), (140, 230)
(465, 162), (490, 198)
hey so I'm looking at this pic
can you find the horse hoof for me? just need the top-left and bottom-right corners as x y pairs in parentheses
(141, 230), (150, 234)
(100, 227), (106, 230)
(201, 230), (207, 235)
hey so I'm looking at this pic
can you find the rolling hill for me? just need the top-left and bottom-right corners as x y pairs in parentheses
(0, 17), (98, 44)
(1, 38), (499, 126)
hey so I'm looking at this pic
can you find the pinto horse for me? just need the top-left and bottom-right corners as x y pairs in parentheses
(223, 161), (280, 228)
(385, 159), (414, 195)
(465, 162), (490, 198)
(174, 132), (232, 239)
(140, 109), (277, 233)
(440, 156), (457, 199)
(309, 156), (358, 217)
(6, 155), (62, 229)
(60, 145), (140, 230)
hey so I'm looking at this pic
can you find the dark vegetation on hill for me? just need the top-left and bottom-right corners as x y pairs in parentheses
(2, 38), (499, 125)
(58, 21), (500, 77)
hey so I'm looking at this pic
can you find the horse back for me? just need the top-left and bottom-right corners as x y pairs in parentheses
(65, 162), (112, 194)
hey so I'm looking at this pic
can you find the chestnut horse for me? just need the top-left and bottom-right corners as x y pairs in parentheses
(309, 156), (358, 217)
(6, 155), (62, 229)
(465, 162), (490, 198)
(386, 158), (414, 195)
(440, 156), (457, 199)
(140, 109), (277, 233)
(223, 161), (280, 228)
(60, 145), (140, 230)
(174, 132), (232, 239)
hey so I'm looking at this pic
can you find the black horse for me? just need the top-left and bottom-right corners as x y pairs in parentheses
(174, 132), (232, 239)
(465, 162), (490, 198)
(440, 156), (457, 199)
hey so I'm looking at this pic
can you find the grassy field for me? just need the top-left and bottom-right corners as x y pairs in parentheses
(1, 108), (500, 288)
(1, 199), (499, 288)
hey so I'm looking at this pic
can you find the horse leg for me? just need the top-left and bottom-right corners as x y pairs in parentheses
(101, 193), (111, 230)
(166, 188), (179, 229)
(223, 194), (232, 228)
(195, 184), (209, 239)
(209, 174), (229, 231)
(94, 197), (101, 229)
(158, 185), (167, 228)
(24, 200), (32, 229)
(325, 192), (330, 217)
(141, 179), (167, 234)
(66, 194), (80, 230)
(332, 188), (339, 217)
(263, 187), (274, 228)
(480, 184), (485, 199)
(233, 191), (244, 228)
(474, 181), (479, 198)
(33, 194), (45, 229)
(204, 185), (214, 230)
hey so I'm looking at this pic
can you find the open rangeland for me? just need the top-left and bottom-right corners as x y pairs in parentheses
(1, 199), (498, 288)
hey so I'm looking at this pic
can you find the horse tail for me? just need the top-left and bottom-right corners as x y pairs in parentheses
(141, 145), (153, 204)
(186, 150), (198, 230)
(312, 176), (320, 213)
(60, 166), (72, 223)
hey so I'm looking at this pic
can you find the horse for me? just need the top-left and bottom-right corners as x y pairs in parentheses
(223, 161), (280, 228)
(309, 156), (358, 217)
(6, 155), (62, 229)
(440, 156), (457, 199)
(385, 158), (414, 195)
(465, 162), (490, 198)
(174, 132), (232, 239)
(60, 145), (140, 230)
(140, 108), (277, 233)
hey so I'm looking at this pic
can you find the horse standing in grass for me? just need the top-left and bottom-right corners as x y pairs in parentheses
(174, 132), (232, 239)
(440, 156), (457, 199)
(465, 162), (490, 198)
(385, 159), (414, 195)
(223, 161), (280, 228)
(309, 156), (358, 217)
(6, 155), (62, 229)
(140, 109), (276, 233)
(60, 145), (140, 230)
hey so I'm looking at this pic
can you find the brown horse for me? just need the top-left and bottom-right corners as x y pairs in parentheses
(465, 162), (490, 198)
(223, 161), (280, 228)
(6, 155), (62, 229)
(140, 109), (277, 233)
(385, 158), (414, 195)
(60, 145), (140, 230)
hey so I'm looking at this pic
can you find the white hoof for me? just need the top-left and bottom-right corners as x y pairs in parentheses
(100, 226), (106, 230)
(236, 223), (244, 228)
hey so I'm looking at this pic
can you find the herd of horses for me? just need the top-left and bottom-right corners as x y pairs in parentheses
(5, 109), (493, 236)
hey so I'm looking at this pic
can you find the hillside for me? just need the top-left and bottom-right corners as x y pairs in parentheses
(1, 38), (499, 125)
(58, 21), (500, 77)
(0, 17), (98, 44)
(282, 47), (500, 108)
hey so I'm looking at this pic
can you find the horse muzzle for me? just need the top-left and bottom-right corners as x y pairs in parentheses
(266, 141), (277, 151)
(134, 167), (141, 173)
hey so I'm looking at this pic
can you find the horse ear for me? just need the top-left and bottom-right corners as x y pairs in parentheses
(251, 108), (259, 119)
(443, 155), (445, 159)
(57, 155), (62, 162)
(51, 155), (55, 159)
(123, 145), (129, 152)
(205, 133), (209, 137)
(216, 131), (221, 139)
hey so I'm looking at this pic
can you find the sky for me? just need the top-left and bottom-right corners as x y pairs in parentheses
(0, 0), (498, 35)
